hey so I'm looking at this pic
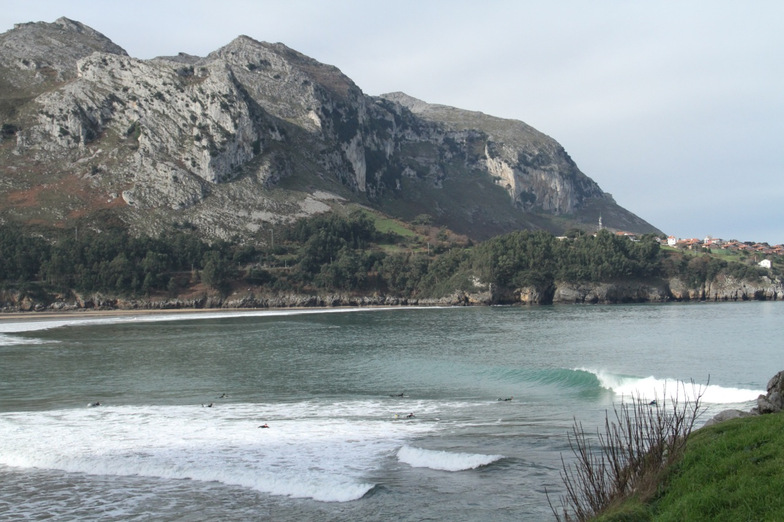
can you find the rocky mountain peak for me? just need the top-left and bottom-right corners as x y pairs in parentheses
(0, 16), (127, 85)
(380, 92), (431, 113)
(209, 36), (360, 102)
(51, 16), (109, 38)
(0, 17), (661, 242)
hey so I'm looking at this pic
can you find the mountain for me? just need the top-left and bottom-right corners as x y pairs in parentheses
(0, 17), (661, 242)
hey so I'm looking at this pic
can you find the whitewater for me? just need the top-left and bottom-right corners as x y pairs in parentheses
(0, 302), (779, 520)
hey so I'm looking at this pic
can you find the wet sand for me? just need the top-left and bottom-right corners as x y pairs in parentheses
(0, 308), (267, 322)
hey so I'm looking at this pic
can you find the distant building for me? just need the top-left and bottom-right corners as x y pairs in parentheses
(667, 236), (677, 247)
(678, 238), (702, 250)
(615, 231), (638, 241)
(759, 259), (772, 269)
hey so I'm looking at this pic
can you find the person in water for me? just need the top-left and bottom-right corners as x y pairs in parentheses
(88, 401), (101, 407)
(258, 423), (270, 428)
(406, 412), (415, 418)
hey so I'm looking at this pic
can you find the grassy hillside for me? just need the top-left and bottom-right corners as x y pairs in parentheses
(596, 413), (784, 521)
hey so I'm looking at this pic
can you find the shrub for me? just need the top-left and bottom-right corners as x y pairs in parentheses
(549, 381), (706, 521)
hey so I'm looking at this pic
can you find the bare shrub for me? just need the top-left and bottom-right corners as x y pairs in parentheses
(548, 379), (707, 521)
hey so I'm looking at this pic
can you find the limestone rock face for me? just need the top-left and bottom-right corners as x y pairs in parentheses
(0, 18), (661, 242)
(705, 274), (783, 301)
(382, 91), (605, 215)
(757, 371), (784, 414)
(517, 286), (550, 305)
(668, 276), (784, 302)
(555, 281), (669, 304)
(0, 17), (127, 85)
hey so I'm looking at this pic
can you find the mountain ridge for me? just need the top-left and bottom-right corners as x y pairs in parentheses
(0, 17), (661, 243)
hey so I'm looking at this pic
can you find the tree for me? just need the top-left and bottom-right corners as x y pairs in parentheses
(201, 251), (231, 292)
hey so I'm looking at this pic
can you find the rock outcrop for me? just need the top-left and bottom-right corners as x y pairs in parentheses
(0, 17), (660, 242)
(546, 278), (783, 305)
(703, 369), (784, 427)
(0, 288), (480, 313)
(756, 371), (784, 414)
(0, 17), (127, 85)
(701, 409), (755, 428)
(552, 281), (669, 304)
(668, 276), (783, 302)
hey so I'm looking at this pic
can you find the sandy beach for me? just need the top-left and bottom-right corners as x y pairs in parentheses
(0, 307), (270, 322)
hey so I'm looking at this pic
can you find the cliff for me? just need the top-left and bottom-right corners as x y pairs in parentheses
(0, 17), (660, 242)
(516, 276), (784, 305)
(1, 273), (780, 313)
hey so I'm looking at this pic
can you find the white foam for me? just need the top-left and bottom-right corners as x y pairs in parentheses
(0, 333), (56, 346)
(396, 445), (503, 471)
(0, 307), (423, 345)
(0, 400), (446, 502)
(579, 368), (763, 405)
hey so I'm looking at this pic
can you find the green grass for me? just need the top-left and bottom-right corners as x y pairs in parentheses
(599, 413), (784, 521)
(660, 245), (752, 263)
(362, 210), (417, 238)
(705, 248), (750, 263)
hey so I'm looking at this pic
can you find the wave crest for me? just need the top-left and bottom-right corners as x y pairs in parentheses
(396, 445), (503, 471)
(578, 368), (763, 404)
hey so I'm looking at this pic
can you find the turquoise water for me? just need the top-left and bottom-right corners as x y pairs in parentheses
(0, 303), (780, 520)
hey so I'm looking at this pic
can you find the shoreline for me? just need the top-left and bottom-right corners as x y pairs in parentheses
(0, 308), (226, 321)
(2, 298), (782, 323)
(3, 276), (782, 315)
(2, 276), (783, 320)
(0, 304), (426, 323)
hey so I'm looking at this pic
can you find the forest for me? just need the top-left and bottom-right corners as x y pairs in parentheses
(0, 210), (776, 304)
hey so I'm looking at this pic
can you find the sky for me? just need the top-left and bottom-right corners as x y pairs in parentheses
(2, 1), (783, 243)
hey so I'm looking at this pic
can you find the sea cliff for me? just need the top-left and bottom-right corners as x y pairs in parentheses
(1, 273), (782, 313)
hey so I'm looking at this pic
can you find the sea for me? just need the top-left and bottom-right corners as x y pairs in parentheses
(0, 302), (780, 521)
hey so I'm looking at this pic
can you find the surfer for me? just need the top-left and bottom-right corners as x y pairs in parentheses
(258, 423), (270, 428)
(406, 412), (415, 418)
(649, 400), (657, 406)
(498, 396), (513, 401)
(218, 393), (229, 399)
(390, 392), (405, 397)
(202, 402), (214, 408)
(87, 401), (101, 407)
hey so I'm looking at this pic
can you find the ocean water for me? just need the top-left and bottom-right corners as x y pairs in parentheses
(0, 302), (780, 520)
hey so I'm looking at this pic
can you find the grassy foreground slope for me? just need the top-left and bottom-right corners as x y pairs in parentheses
(598, 413), (784, 521)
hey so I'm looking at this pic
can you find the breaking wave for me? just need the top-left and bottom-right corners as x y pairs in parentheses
(577, 368), (763, 404)
(396, 445), (503, 471)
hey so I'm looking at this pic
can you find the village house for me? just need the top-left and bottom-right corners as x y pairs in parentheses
(678, 238), (702, 250)
(662, 234), (783, 258)
(615, 231), (638, 241)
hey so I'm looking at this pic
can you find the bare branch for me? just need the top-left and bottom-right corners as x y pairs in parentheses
(550, 379), (707, 521)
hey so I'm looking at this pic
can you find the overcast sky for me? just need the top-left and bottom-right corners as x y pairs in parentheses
(3, 1), (782, 243)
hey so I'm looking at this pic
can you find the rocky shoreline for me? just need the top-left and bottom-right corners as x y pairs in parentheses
(1, 273), (782, 314)
(542, 275), (783, 305)
(704, 370), (784, 428)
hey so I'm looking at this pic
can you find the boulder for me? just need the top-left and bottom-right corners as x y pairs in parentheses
(703, 409), (755, 428)
(755, 370), (784, 414)
(700, 370), (784, 429)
